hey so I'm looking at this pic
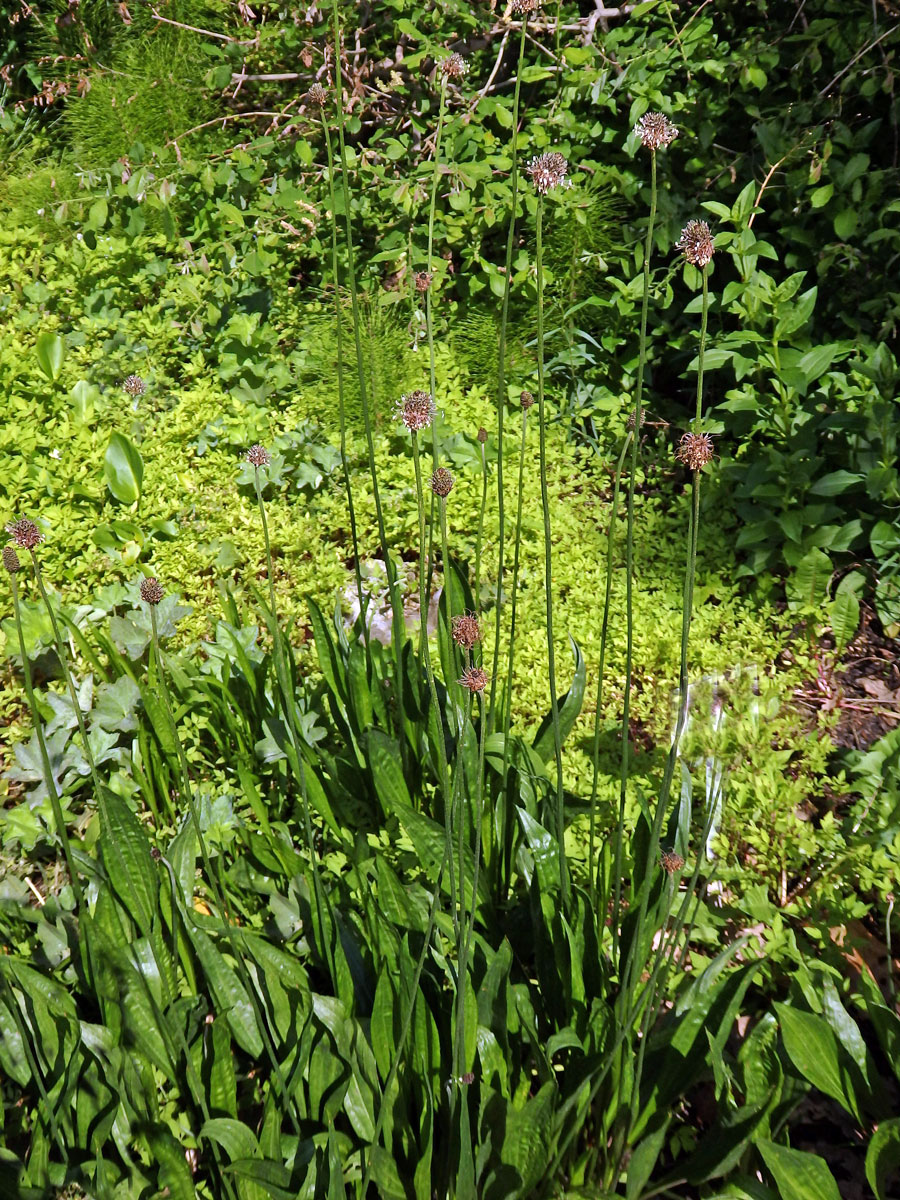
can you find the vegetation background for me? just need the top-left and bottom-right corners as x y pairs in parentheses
(1, 1), (900, 1198)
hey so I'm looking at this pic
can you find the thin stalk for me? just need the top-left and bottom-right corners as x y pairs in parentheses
(474, 438), (487, 608)
(329, 0), (407, 728)
(588, 432), (632, 905)
(9, 568), (82, 908)
(321, 112), (366, 645)
(451, 690), (474, 1089)
(613, 151), (658, 952)
(536, 194), (569, 906)
(497, 404), (530, 899)
(411, 436), (457, 935)
(424, 77), (448, 607)
(617, 262), (712, 1114)
(489, 20), (529, 733)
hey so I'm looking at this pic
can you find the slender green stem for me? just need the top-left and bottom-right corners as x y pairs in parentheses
(451, 690), (474, 1088)
(423, 78), (448, 607)
(411, 436), (457, 935)
(475, 439), (487, 608)
(536, 194), (569, 906)
(618, 261), (711, 1063)
(614, 151), (658, 953)
(321, 112), (366, 644)
(489, 20), (529, 734)
(329, 0), (407, 731)
(589, 432), (632, 905)
(497, 405), (530, 899)
(9, 569), (82, 908)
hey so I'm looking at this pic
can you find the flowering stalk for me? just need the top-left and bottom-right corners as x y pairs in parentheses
(588, 430), (632, 903)
(329, 0), (408, 737)
(498, 392), (534, 896)
(489, 17), (529, 734)
(474, 427), (488, 606)
(535, 181), (569, 905)
(614, 113), (678, 952)
(317, 97), (366, 641)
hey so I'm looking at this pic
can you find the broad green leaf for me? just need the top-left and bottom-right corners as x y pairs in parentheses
(828, 591), (859, 652)
(774, 1003), (860, 1122)
(36, 332), (66, 382)
(497, 1081), (555, 1194)
(206, 1016), (237, 1118)
(104, 432), (144, 505)
(148, 1124), (196, 1200)
(201, 1117), (260, 1161)
(532, 638), (586, 762)
(369, 730), (414, 813)
(788, 548), (832, 610)
(99, 789), (158, 940)
(627, 1123), (668, 1198)
(866, 1118), (900, 1200)
(809, 470), (863, 496)
(187, 925), (264, 1058)
(757, 1139), (841, 1200)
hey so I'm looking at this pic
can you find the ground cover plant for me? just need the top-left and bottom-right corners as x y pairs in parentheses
(2, 1), (900, 1198)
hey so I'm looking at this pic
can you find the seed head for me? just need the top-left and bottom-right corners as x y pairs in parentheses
(527, 152), (569, 195)
(660, 849), (685, 875)
(675, 431), (715, 471)
(246, 444), (271, 468)
(307, 82), (328, 108)
(458, 665), (489, 693)
(431, 467), (454, 497)
(626, 408), (644, 432)
(414, 271), (433, 293)
(2, 545), (21, 573)
(396, 390), (436, 433)
(520, 390), (535, 410)
(123, 374), (147, 397)
(510, 0), (540, 13)
(477, 426), (488, 444)
(5, 518), (43, 550)
(633, 112), (679, 152)
(676, 219), (715, 268)
(140, 576), (164, 605)
(452, 612), (481, 649)
(440, 53), (469, 80)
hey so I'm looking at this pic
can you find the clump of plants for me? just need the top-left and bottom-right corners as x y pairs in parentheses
(2, 5), (898, 1200)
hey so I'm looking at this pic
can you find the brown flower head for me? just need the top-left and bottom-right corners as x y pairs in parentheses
(660, 849), (685, 875)
(452, 611), (481, 649)
(633, 112), (679, 151)
(440, 53), (469, 80)
(395, 390), (437, 433)
(431, 467), (454, 498)
(140, 576), (164, 606)
(414, 271), (433, 293)
(2, 545), (21, 573)
(675, 431), (715, 471)
(307, 82), (328, 108)
(510, 0), (540, 13)
(527, 152), (569, 195)
(5, 518), (43, 550)
(676, 219), (715, 268)
(123, 374), (147, 397)
(477, 426), (488, 444)
(458, 665), (489, 693)
(520, 390), (535, 410)
(626, 408), (644, 432)
(246, 444), (271, 468)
